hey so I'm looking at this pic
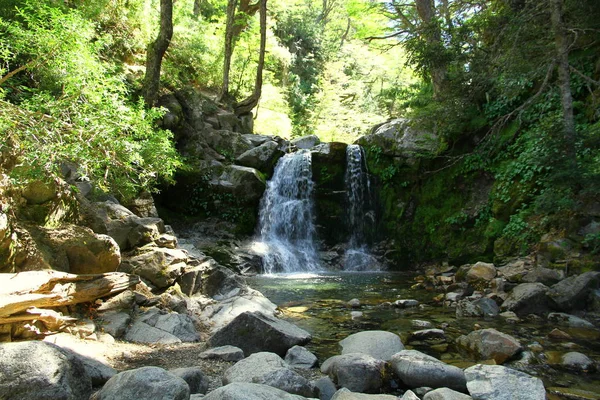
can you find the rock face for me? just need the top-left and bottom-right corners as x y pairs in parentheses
(321, 353), (386, 393)
(94, 366), (190, 400)
(456, 328), (521, 364)
(547, 271), (600, 311)
(0, 341), (92, 400)
(119, 246), (187, 289)
(389, 350), (467, 392)
(339, 330), (404, 361)
(208, 311), (311, 356)
(203, 382), (310, 400)
(464, 364), (545, 400)
(500, 282), (550, 316)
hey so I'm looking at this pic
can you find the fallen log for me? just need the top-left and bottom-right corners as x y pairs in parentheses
(0, 307), (77, 331)
(0, 271), (140, 318)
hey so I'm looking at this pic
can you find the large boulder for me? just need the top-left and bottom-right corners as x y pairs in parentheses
(292, 134), (321, 149)
(339, 330), (404, 361)
(456, 328), (521, 364)
(357, 118), (441, 159)
(203, 382), (311, 400)
(464, 364), (545, 400)
(0, 341), (92, 400)
(465, 262), (497, 285)
(223, 352), (286, 384)
(389, 350), (467, 392)
(236, 141), (283, 174)
(500, 282), (550, 316)
(209, 165), (266, 204)
(94, 366), (190, 400)
(547, 271), (600, 311)
(321, 353), (386, 394)
(119, 246), (187, 289)
(208, 311), (311, 356)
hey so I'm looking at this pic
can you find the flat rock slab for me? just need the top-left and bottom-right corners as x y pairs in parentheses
(389, 349), (467, 392)
(208, 311), (311, 357)
(339, 330), (404, 361)
(465, 364), (545, 400)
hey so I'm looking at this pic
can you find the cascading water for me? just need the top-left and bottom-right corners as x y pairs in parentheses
(254, 150), (321, 274)
(343, 144), (381, 271)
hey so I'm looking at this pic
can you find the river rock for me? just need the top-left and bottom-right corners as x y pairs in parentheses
(200, 345), (245, 362)
(321, 353), (386, 393)
(138, 307), (199, 342)
(209, 165), (266, 204)
(0, 341), (92, 400)
(254, 367), (317, 397)
(500, 282), (550, 316)
(94, 366), (190, 400)
(119, 246), (187, 289)
(547, 312), (595, 328)
(411, 320), (434, 329)
(203, 382), (310, 400)
(561, 352), (596, 372)
(465, 262), (497, 284)
(171, 367), (209, 394)
(285, 345), (318, 369)
(208, 311), (311, 356)
(292, 134), (321, 149)
(456, 328), (521, 364)
(394, 299), (420, 308)
(389, 350), (467, 392)
(331, 388), (399, 399)
(408, 329), (446, 342)
(464, 364), (545, 400)
(522, 267), (564, 286)
(456, 298), (499, 318)
(423, 388), (472, 400)
(236, 140), (283, 173)
(314, 377), (337, 400)
(339, 330), (404, 361)
(547, 271), (600, 311)
(223, 352), (286, 384)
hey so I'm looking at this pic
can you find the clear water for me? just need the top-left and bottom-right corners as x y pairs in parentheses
(255, 150), (321, 274)
(247, 272), (600, 395)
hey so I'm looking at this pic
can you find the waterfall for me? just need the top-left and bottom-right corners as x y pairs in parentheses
(255, 150), (321, 274)
(343, 144), (380, 271)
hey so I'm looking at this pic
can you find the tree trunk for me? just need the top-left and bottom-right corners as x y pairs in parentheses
(193, 0), (201, 18)
(415, 0), (446, 99)
(234, 0), (267, 116)
(142, 0), (173, 107)
(550, 0), (577, 164)
(220, 0), (238, 102)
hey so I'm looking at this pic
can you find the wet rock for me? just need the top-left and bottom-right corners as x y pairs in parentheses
(339, 330), (404, 361)
(119, 246), (187, 289)
(423, 388), (472, 400)
(0, 341), (92, 400)
(547, 271), (600, 312)
(285, 345), (318, 369)
(394, 299), (419, 308)
(203, 382), (310, 400)
(408, 329), (446, 342)
(500, 282), (550, 316)
(292, 134), (321, 149)
(171, 367), (209, 394)
(389, 350), (467, 392)
(456, 298), (499, 318)
(465, 262), (497, 284)
(464, 364), (546, 400)
(547, 312), (595, 329)
(347, 298), (361, 308)
(548, 328), (572, 340)
(314, 376), (337, 400)
(499, 311), (520, 323)
(208, 311), (311, 357)
(94, 366), (189, 400)
(200, 345), (245, 362)
(456, 328), (521, 364)
(331, 388), (399, 399)
(411, 320), (434, 329)
(547, 387), (600, 400)
(561, 352), (596, 372)
(321, 353), (386, 393)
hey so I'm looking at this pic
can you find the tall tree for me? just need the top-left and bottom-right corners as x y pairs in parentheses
(234, 0), (267, 115)
(142, 0), (173, 107)
(219, 0), (238, 101)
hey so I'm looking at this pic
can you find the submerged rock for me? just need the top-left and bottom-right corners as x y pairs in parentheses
(389, 350), (467, 392)
(321, 353), (386, 394)
(547, 312), (596, 329)
(464, 364), (545, 400)
(339, 330), (404, 361)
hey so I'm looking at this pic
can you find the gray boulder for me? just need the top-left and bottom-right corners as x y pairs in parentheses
(389, 350), (467, 392)
(209, 165), (266, 204)
(560, 352), (596, 372)
(548, 312), (596, 329)
(76, 354), (117, 386)
(0, 341), (92, 400)
(339, 330), (404, 361)
(98, 311), (131, 338)
(522, 267), (564, 286)
(119, 246), (187, 289)
(200, 345), (245, 362)
(203, 382), (311, 400)
(208, 311), (311, 357)
(171, 367), (209, 394)
(464, 364), (545, 400)
(254, 368), (317, 397)
(138, 308), (199, 342)
(292, 134), (321, 149)
(548, 271), (600, 311)
(408, 329), (446, 342)
(456, 328), (521, 364)
(500, 283), (550, 316)
(94, 366), (190, 400)
(236, 141), (283, 173)
(423, 388), (472, 400)
(222, 352), (286, 384)
(321, 353), (386, 393)
(285, 345), (318, 369)
(124, 320), (182, 344)
(331, 388), (399, 399)
(314, 377), (337, 400)
(456, 298), (499, 318)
